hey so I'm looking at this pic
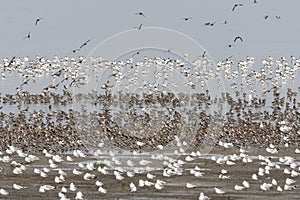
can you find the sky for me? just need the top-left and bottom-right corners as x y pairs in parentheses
(0, 0), (299, 62)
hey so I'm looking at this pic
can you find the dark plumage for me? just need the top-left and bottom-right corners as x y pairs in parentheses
(234, 36), (243, 42)
(135, 12), (145, 17)
(232, 4), (243, 11)
(35, 18), (43, 26)
(80, 39), (91, 49)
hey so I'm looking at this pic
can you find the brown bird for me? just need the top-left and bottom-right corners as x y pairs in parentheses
(232, 4), (243, 11)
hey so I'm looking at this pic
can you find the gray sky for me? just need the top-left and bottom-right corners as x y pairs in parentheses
(0, 0), (299, 61)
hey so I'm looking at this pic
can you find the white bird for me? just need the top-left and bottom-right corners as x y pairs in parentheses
(286, 178), (296, 185)
(83, 172), (96, 180)
(221, 169), (228, 174)
(199, 192), (210, 200)
(129, 182), (137, 192)
(234, 185), (244, 191)
(127, 160), (134, 167)
(66, 156), (73, 161)
(138, 179), (145, 187)
(70, 183), (77, 191)
(13, 183), (26, 190)
(139, 159), (152, 166)
(95, 180), (103, 187)
(186, 183), (196, 188)
(136, 141), (145, 146)
(127, 171), (135, 177)
(295, 149), (300, 154)
(61, 187), (67, 193)
(75, 191), (84, 200)
(214, 187), (226, 194)
(272, 179), (277, 185)
(242, 180), (250, 188)
(0, 188), (9, 195)
(146, 173), (155, 179)
(277, 186), (283, 192)
(98, 186), (107, 194)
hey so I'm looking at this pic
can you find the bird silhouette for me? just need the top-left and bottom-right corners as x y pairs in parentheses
(35, 18), (43, 26)
(234, 36), (243, 42)
(264, 15), (269, 20)
(182, 17), (192, 21)
(23, 32), (30, 40)
(80, 39), (91, 49)
(134, 24), (142, 30)
(232, 4), (243, 11)
(205, 22), (216, 26)
(135, 12), (145, 17)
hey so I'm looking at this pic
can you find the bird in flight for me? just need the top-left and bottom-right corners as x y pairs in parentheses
(35, 18), (43, 26)
(275, 16), (281, 19)
(234, 36), (243, 42)
(182, 17), (192, 21)
(80, 39), (91, 49)
(23, 32), (30, 40)
(134, 24), (143, 30)
(232, 4), (243, 11)
(205, 22), (216, 26)
(264, 15), (269, 20)
(135, 12), (145, 17)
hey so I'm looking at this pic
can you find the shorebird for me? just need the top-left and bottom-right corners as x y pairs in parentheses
(135, 12), (145, 17)
(35, 18), (43, 26)
(232, 4), (243, 11)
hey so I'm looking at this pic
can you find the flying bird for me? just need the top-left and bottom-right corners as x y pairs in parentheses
(234, 36), (243, 42)
(205, 22), (216, 26)
(134, 24), (143, 30)
(135, 12), (145, 17)
(264, 15), (269, 20)
(23, 32), (30, 40)
(35, 18), (43, 26)
(232, 4), (243, 11)
(80, 39), (91, 49)
(182, 17), (192, 21)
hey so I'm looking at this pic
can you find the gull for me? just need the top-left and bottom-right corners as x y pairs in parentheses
(146, 173), (155, 179)
(295, 149), (300, 154)
(277, 186), (283, 192)
(129, 182), (137, 192)
(291, 170), (300, 177)
(75, 191), (84, 200)
(264, 15), (269, 20)
(83, 172), (96, 180)
(73, 169), (83, 175)
(6, 145), (16, 154)
(214, 187), (225, 194)
(234, 36), (243, 42)
(272, 179), (278, 185)
(13, 167), (24, 175)
(139, 179), (145, 187)
(286, 178), (296, 185)
(186, 183), (196, 188)
(139, 159), (151, 166)
(0, 188), (9, 196)
(54, 175), (65, 183)
(204, 22), (216, 26)
(127, 171), (135, 177)
(275, 16), (281, 19)
(199, 192), (210, 200)
(232, 4), (243, 11)
(25, 154), (39, 163)
(219, 174), (230, 179)
(13, 183), (26, 190)
(96, 180), (103, 187)
(35, 18), (43, 26)
(144, 180), (154, 186)
(157, 145), (164, 150)
(52, 155), (64, 163)
(135, 12), (145, 17)
(242, 180), (250, 188)
(154, 182), (164, 190)
(260, 183), (272, 191)
(136, 141), (145, 146)
(127, 160), (134, 166)
(70, 183), (77, 192)
(185, 155), (195, 162)
(252, 173), (258, 180)
(61, 187), (67, 193)
(284, 184), (296, 190)
(234, 185), (244, 191)
(98, 187), (107, 194)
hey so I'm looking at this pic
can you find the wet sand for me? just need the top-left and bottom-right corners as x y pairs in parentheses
(0, 147), (299, 200)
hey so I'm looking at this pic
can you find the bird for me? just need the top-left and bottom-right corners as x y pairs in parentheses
(135, 12), (145, 17)
(275, 16), (281, 19)
(23, 32), (30, 40)
(232, 4), (243, 11)
(134, 24), (143, 30)
(205, 22), (216, 26)
(199, 192), (210, 200)
(35, 18), (43, 26)
(234, 36), (243, 42)
(80, 39), (91, 49)
(264, 15), (269, 20)
(214, 187), (226, 194)
(182, 17), (192, 21)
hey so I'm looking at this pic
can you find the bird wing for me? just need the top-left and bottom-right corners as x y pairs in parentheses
(80, 39), (91, 48)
